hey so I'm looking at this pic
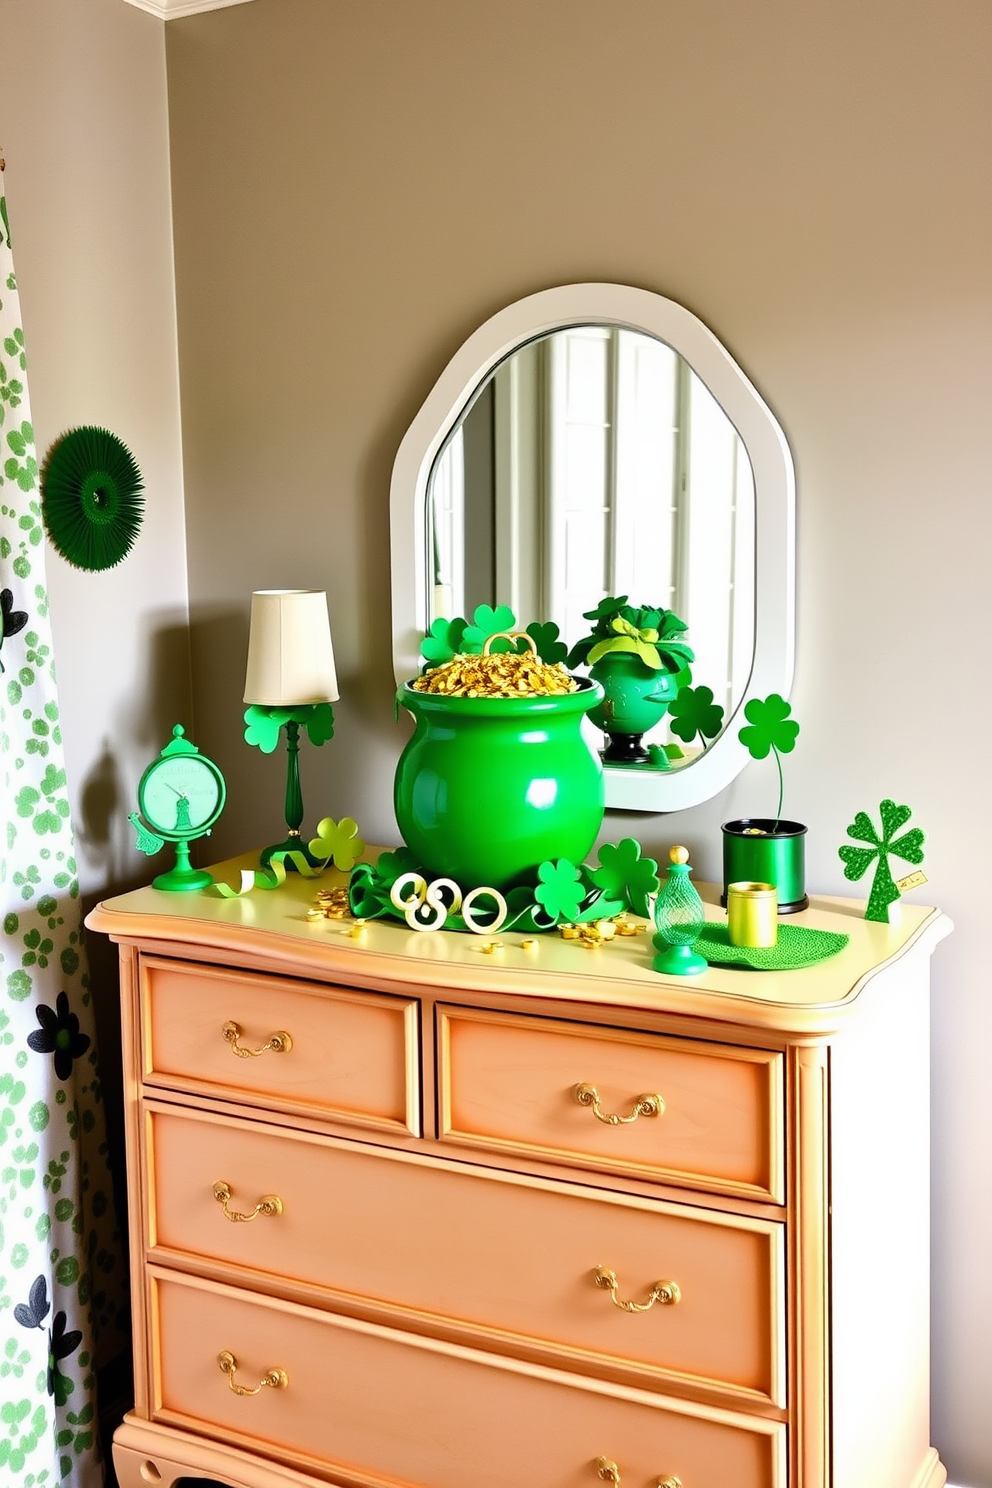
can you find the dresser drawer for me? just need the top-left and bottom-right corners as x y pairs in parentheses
(139, 957), (420, 1133)
(152, 1270), (786, 1488)
(148, 1104), (786, 1407)
(438, 1007), (785, 1203)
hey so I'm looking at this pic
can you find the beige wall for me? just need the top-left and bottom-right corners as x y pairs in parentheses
(0, 0), (191, 905)
(166, 3), (992, 1480)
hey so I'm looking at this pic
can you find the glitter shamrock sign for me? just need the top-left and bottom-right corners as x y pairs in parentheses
(838, 799), (927, 923)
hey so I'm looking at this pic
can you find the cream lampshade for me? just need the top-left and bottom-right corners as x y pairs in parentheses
(244, 589), (339, 706)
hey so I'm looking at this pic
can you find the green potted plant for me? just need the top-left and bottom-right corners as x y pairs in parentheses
(566, 597), (694, 765)
(722, 693), (807, 913)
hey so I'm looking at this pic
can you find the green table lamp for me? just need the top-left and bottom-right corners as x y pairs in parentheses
(243, 589), (338, 868)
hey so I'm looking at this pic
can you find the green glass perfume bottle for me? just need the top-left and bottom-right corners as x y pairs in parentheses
(653, 845), (708, 975)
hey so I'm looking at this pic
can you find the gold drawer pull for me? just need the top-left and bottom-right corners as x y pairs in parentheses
(595, 1460), (682, 1488)
(222, 1020), (293, 1058)
(574, 1083), (663, 1125)
(213, 1180), (283, 1223)
(594, 1265), (682, 1312)
(217, 1350), (288, 1395)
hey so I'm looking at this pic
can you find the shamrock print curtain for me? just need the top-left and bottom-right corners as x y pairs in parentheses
(1, 170), (127, 1484)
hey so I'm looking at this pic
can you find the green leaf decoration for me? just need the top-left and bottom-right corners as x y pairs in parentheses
(582, 595), (629, 623)
(668, 684), (725, 745)
(373, 846), (422, 888)
(738, 693), (799, 760)
(348, 863), (385, 918)
(308, 817), (365, 871)
(533, 858), (587, 923)
(525, 621), (568, 665)
(243, 705), (284, 754)
(589, 837), (660, 917)
(462, 603), (518, 652)
(420, 616), (468, 668)
(302, 702), (335, 746)
(838, 798), (927, 922)
(243, 703), (334, 752)
(40, 426), (144, 570)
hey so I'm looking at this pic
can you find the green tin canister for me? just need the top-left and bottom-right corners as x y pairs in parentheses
(721, 818), (808, 914)
(394, 678), (605, 891)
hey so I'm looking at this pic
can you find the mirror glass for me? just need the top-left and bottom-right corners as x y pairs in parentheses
(390, 284), (795, 811)
(426, 325), (756, 759)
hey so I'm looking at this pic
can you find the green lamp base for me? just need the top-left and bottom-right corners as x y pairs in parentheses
(652, 938), (708, 976)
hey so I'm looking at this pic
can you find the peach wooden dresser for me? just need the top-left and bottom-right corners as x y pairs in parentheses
(87, 853), (951, 1488)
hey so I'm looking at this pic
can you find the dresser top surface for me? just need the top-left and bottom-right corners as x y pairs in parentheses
(87, 850), (950, 1037)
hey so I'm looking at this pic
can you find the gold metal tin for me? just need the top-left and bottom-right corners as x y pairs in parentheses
(726, 881), (778, 948)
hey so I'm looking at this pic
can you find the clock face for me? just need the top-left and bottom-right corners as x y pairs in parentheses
(139, 754), (225, 839)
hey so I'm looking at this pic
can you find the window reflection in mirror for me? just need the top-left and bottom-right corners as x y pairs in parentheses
(427, 325), (756, 746)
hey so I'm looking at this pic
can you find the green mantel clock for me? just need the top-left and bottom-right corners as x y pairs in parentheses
(128, 724), (227, 891)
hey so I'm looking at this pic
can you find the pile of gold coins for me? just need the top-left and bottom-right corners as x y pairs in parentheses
(306, 886), (351, 921)
(560, 914), (646, 949)
(412, 649), (576, 699)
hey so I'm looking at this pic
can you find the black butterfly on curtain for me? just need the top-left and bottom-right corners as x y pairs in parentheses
(0, 585), (29, 673)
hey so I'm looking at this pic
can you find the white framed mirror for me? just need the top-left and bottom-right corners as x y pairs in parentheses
(389, 283), (795, 811)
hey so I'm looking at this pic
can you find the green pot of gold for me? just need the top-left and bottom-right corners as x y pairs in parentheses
(394, 635), (605, 890)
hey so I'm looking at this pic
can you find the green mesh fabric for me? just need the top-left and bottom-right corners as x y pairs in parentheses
(698, 922), (848, 970)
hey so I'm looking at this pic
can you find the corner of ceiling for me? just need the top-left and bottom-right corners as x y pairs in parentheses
(119, 0), (257, 19)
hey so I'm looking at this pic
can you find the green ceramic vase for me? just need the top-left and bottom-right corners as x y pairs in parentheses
(394, 678), (605, 890)
(588, 653), (679, 763)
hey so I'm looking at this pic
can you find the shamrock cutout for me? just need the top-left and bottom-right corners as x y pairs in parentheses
(420, 616), (468, 668)
(534, 859), (587, 924)
(461, 603), (518, 652)
(373, 846), (422, 888)
(839, 799), (926, 923)
(300, 703), (335, 746)
(668, 684), (725, 746)
(308, 817), (365, 871)
(589, 838), (660, 917)
(1, 586), (29, 673)
(243, 703), (335, 754)
(27, 990), (90, 1080)
(525, 621), (568, 665)
(738, 693), (800, 827)
(738, 694), (799, 760)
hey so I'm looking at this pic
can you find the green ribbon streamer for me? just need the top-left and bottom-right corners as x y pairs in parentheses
(211, 850), (331, 897)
